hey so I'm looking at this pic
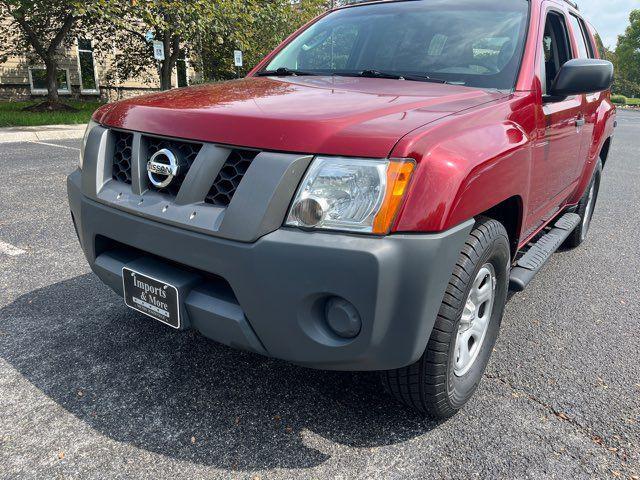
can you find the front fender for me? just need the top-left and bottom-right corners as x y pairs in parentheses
(391, 99), (533, 233)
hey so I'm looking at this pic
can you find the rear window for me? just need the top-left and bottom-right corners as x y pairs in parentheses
(265, 0), (530, 90)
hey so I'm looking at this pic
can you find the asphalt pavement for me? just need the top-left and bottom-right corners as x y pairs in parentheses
(0, 112), (638, 479)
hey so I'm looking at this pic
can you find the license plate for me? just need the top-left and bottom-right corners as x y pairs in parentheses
(122, 267), (181, 329)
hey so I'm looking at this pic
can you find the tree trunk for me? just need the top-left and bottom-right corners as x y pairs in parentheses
(158, 33), (181, 91)
(45, 59), (60, 105)
(160, 60), (173, 90)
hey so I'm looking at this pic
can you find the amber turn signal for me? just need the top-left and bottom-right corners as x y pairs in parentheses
(372, 160), (416, 235)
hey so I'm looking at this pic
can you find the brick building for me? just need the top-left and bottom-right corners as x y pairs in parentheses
(0, 26), (196, 101)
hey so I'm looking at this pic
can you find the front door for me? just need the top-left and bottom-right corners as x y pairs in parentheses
(529, 8), (584, 228)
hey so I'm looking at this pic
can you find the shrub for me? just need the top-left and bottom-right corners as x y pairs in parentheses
(612, 77), (640, 98)
(611, 95), (627, 105)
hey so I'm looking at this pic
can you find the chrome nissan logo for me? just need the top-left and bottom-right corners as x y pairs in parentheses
(147, 149), (179, 188)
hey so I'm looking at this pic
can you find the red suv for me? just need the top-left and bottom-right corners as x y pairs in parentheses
(68, 0), (615, 418)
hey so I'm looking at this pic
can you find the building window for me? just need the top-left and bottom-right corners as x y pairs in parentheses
(77, 38), (99, 93)
(28, 68), (70, 95)
(176, 54), (188, 88)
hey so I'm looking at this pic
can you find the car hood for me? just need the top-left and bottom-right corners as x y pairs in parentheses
(96, 76), (505, 158)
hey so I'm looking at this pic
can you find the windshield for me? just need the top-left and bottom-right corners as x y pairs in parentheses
(264, 0), (530, 90)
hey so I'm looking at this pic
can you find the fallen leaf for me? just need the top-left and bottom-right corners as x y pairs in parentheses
(191, 436), (196, 444)
(607, 447), (618, 453)
(235, 417), (240, 425)
(611, 470), (621, 477)
(58, 451), (65, 460)
(557, 412), (570, 421)
(285, 426), (293, 434)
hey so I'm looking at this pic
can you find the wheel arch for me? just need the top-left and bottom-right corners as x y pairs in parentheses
(476, 196), (523, 258)
(600, 136), (612, 168)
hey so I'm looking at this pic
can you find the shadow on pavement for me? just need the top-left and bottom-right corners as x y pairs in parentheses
(0, 274), (439, 470)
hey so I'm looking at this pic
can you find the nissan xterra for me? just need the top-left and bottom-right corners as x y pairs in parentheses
(68, 0), (615, 418)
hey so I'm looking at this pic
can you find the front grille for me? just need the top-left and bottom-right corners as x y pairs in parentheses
(112, 131), (134, 184)
(205, 149), (259, 207)
(109, 130), (258, 208)
(144, 136), (203, 197)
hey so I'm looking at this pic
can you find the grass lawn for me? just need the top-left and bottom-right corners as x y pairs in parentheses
(0, 100), (104, 128)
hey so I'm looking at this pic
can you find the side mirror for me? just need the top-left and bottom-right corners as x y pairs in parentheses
(548, 59), (614, 100)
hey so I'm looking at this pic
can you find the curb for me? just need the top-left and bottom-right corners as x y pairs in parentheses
(0, 124), (86, 144)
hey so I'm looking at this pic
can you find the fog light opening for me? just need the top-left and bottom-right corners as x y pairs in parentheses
(325, 297), (362, 339)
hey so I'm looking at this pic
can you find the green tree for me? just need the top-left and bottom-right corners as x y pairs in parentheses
(200, 0), (332, 81)
(614, 9), (640, 97)
(0, 0), (113, 108)
(112, 0), (216, 91)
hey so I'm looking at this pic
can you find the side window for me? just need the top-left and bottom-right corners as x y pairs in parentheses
(541, 12), (573, 94)
(569, 15), (592, 59)
(583, 21), (597, 58)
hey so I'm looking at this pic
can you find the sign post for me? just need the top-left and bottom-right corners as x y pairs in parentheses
(234, 50), (243, 78)
(153, 41), (165, 61)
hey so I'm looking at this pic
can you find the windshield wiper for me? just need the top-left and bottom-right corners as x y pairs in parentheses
(335, 69), (448, 84)
(399, 73), (448, 84)
(358, 69), (404, 80)
(258, 67), (450, 84)
(257, 67), (319, 77)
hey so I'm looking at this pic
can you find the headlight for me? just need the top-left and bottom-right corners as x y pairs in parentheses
(79, 119), (99, 170)
(286, 156), (415, 234)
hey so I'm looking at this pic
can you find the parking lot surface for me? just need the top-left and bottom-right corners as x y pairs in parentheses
(1, 111), (639, 479)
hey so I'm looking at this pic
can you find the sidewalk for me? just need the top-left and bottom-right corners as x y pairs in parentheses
(0, 124), (87, 144)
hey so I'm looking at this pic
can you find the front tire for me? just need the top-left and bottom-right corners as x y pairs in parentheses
(381, 218), (510, 419)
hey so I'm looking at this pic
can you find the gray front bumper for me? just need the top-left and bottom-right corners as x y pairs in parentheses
(68, 170), (473, 371)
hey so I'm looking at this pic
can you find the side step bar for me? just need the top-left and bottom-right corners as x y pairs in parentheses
(509, 213), (581, 292)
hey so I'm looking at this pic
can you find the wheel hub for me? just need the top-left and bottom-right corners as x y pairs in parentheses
(454, 263), (497, 377)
